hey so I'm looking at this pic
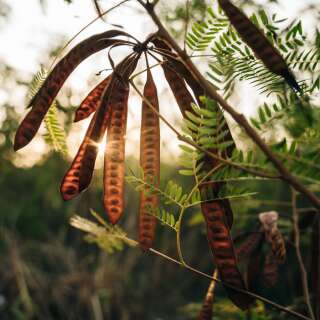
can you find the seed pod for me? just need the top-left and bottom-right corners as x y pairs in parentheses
(236, 231), (265, 261)
(197, 270), (218, 320)
(160, 62), (195, 117)
(14, 30), (130, 151)
(77, 54), (138, 191)
(103, 55), (140, 225)
(201, 197), (253, 310)
(262, 250), (279, 288)
(217, 0), (300, 91)
(74, 75), (112, 122)
(138, 69), (160, 250)
(152, 36), (234, 228)
(60, 112), (97, 201)
(259, 211), (286, 264)
(246, 249), (262, 292)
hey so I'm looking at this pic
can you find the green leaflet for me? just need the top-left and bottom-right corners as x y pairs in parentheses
(28, 68), (67, 155)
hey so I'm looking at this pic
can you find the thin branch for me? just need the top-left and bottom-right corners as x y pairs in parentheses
(139, 1), (320, 211)
(292, 189), (316, 320)
(147, 247), (312, 320)
(71, 214), (312, 320)
(48, 0), (132, 71)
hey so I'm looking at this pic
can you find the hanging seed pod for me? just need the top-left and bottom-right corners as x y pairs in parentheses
(246, 249), (262, 293)
(217, 0), (300, 91)
(61, 55), (135, 201)
(138, 69), (160, 250)
(14, 30), (132, 151)
(60, 112), (98, 200)
(152, 36), (234, 228)
(74, 75), (112, 122)
(78, 54), (138, 192)
(160, 62), (195, 117)
(197, 270), (218, 320)
(152, 35), (250, 309)
(262, 250), (279, 288)
(236, 231), (265, 261)
(103, 54), (140, 225)
(200, 192), (253, 310)
(259, 211), (286, 264)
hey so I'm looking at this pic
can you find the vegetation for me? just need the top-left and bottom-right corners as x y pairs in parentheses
(1, 0), (320, 319)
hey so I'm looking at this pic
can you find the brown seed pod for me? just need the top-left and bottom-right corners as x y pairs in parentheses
(14, 30), (131, 151)
(259, 211), (286, 264)
(102, 54), (140, 225)
(197, 270), (218, 320)
(152, 35), (250, 309)
(236, 231), (265, 261)
(160, 62), (195, 117)
(60, 112), (97, 201)
(138, 69), (160, 250)
(200, 196), (253, 310)
(246, 249), (262, 292)
(152, 35), (234, 228)
(217, 0), (300, 91)
(74, 75), (112, 122)
(78, 54), (138, 191)
(262, 250), (279, 288)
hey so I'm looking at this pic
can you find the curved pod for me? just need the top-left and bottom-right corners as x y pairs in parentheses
(74, 75), (112, 122)
(14, 30), (129, 151)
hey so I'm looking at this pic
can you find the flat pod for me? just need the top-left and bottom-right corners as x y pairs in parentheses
(161, 62), (194, 117)
(138, 69), (160, 250)
(152, 36), (234, 227)
(262, 250), (279, 288)
(78, 54), (139, 191)
(103, 54), (140, 225)
(217, 0), (300, 91)
(74, 75), (112, 122)
(14, 30), (130, 151)
(153, 35), (251, 309)
(60, 113), (98, 201)
(200, 197), (253, 310)
(236, 231), (264, 260)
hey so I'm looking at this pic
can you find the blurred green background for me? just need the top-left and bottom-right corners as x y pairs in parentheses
(0, 0), (319, 319)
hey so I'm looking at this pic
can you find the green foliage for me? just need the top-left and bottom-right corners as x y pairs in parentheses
(70, 210), (136, 253)
(187, 3), (320, 97)
(28, 68), (67, 155)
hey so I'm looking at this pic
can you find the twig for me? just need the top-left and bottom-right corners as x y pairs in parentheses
(71, 214), (312, 320)
(48, 0), (132, 71)
(292, 188), (316, 320)
(138, 1), (320, 211)
(147, 247), (311, 320)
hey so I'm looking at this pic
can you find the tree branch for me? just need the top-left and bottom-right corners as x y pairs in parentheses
(138, 1), (320, 211)
(292, 189), (316, 320)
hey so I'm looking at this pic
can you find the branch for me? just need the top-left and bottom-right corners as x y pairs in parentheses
(292, 189), (316, 320)
(138, 1), (320, 211)
(71, 214), (312, 320)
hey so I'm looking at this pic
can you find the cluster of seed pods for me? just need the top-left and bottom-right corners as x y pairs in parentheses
(14, 0), (300, 312)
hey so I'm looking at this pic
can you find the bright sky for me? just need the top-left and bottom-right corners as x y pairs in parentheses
(0, 0), (318, 167)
